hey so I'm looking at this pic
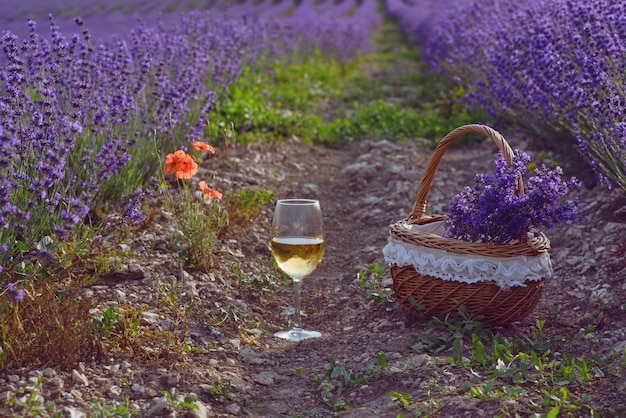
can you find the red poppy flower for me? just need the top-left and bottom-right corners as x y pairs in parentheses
(163, 150), (198, 179)
(199, 180), (223, 199)
(192, 141), (215, 154)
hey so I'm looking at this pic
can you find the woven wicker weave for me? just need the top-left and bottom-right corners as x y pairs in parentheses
(388, 124), (550, 325)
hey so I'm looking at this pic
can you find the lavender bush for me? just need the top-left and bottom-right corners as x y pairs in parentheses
(384, 0), (469, 43)
(0, 4), (375, 270)
(0, 14), (240, 266)
(445, 149), (582, 244)
(422, 0), (626, 191)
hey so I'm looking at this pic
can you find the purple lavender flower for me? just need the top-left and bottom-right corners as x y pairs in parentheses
(6, 282), (25, 301)
(445, 149), (582, 244)
(14, 288), (25, 301)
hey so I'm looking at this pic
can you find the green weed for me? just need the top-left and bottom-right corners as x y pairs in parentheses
(236, 256), (288, 294)
(225, 187), (276, 226)
(158, 277), (196, 329)
(405, 312), (622, 416)
(311, 354), (390, 411)
(355, 262), (394, 303)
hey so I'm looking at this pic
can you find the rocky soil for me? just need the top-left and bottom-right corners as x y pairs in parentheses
(1, 132), (626, 417)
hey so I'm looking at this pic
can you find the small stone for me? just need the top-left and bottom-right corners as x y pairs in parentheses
(42, 368), (56, 378)
(225, 403), (241, 415)
(240, 348), (267, 365)
(341, 162), (369, 175)
(107, 385), (122, 399)
(141, 311), (160, 326)
(565, 227), (583, 240)
(0, 391), (12, 403)
(159, 374), (178, 388)
(280, 307), (295, 317)
(47, 377), (64, 392)
(252, 371), (279, 386)
(144, 397), (171, 417)
(122, 361), (133, 374)
(198, 384), (213, 395)
(129, 264), (145, 277)
(113, 289), (126, 301)
(603, 222), (622, 234)
(131, 383), (145, 394)
(183, 279), (199, 297)
(93, 377), (108, 386)
(64, 407), (86, 418)
(189, 399), (211, 418)
(71, 370), (89, 387)
(70, 389), (84, 401)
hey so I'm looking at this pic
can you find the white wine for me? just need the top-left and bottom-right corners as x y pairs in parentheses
(271, 236), (325, 280)
(270, 199), (324, 341)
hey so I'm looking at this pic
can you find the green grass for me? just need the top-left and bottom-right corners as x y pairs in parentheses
(211, 23), (488, 146)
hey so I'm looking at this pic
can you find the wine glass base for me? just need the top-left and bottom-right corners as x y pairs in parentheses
(275, 328), (321, 341)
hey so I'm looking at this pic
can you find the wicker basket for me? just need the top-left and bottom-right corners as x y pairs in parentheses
(384, 124), (551, 325)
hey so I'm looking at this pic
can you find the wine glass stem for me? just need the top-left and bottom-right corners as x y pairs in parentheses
(292, 279), (303, 331)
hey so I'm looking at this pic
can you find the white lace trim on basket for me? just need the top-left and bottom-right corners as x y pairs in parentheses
(383, 235), (553, 291)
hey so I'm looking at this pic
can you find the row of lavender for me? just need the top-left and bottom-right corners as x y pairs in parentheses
(386, 0), (626, 191)
(2, 0), (381, 42)
(0, 1), (379, 268)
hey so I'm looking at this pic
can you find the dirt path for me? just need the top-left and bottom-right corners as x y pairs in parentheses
(216, 136), (508, 417)
(245, 141), (414, 416)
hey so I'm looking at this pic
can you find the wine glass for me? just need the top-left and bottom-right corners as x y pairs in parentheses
(270, 199), (325, 341)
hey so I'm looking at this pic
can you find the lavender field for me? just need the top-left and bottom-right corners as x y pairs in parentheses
(416, 0), (626, 190)
(1, 0), (626, 416)
(2, 0), (382, 41)
(0, 0), (379, 264)
(3, 0), (623, 261)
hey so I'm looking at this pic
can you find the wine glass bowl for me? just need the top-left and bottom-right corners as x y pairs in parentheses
(270, 199), (325, 341)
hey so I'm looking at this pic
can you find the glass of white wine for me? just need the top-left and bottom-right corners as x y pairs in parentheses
(270, 199), (325, 341)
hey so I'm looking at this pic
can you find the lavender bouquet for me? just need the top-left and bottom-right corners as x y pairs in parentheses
(444, 149), (582, 245)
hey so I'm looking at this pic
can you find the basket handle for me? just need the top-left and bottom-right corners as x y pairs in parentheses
(408, 124), (523, 224)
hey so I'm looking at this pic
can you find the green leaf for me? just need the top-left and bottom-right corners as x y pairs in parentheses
(452, 338), (463, 364)
(15, 240), (28, 252)
(546, 405), (561, 418)
(377, 352), (388, 368)
(182, 401), (199, 409)
(472, 334), (486, 365)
